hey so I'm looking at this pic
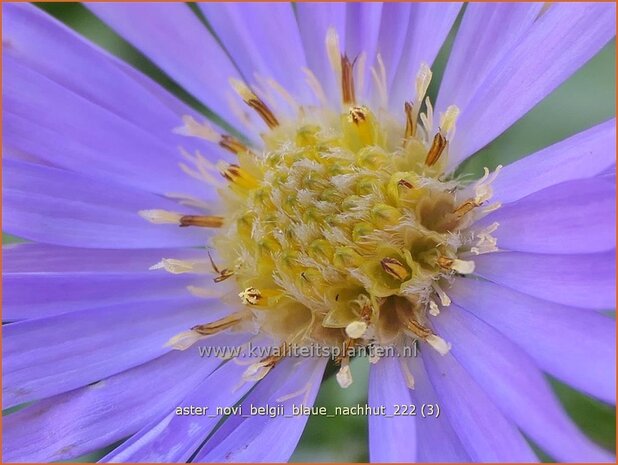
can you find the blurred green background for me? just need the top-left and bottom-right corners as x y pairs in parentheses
(3, 3), (616, 462)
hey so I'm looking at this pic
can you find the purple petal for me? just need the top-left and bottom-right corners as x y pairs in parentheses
(451, 3), (616, 165)
(193, 357), (327, 462)
(296, 2), (346, 103)
(198, 3), (310, 103)
(3, 243), (200, 273)
(85, 2), (254, 138)
(389, 3), (462, 109)
(481, 177), (616, 254)
(437, 3), (543, 116)
(4, 243), (209, 320)
(4, 159), (207, 248)
(492, 119), (616, 204)
(433, 306), (614, 461)
(2, 348), (223, 462)
(368, 356), (416, 462)
(405, 355), (470, 462)
(344, 3), (383, 98)
(473, 251), (616, 309)
(101, 360), (255, 462)
(376, 3), (412, 91)
(3, 5), (224, 196)
(448, 277), (616, 404)
(3, 296), (227, 407)
(3, 3), (217, 149)
(421, 346), (537, 461)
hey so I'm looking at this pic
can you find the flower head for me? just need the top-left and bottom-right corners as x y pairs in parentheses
(3, 2), (616, 463)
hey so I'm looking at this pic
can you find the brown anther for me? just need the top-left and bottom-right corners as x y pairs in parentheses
(261, 342), (289, 367)
(220, 163), (242, 183)
(398, 179), (414, 189)
(453, 199), (478, 219)
(219, 135), (248, 154)
(404, 101), (416, 138)
(360, 303), (373, 323)
(437, 256), (455, 269)
(239, 287), (262, 305)
(402, 319), (433, 339)
(341, 54), (356, 105)
(208, 251), (234, 283)
(191, 313), (242, 336)
(179, 215), (224, 228)
(348, 106), (367, 125)
(425, 132), (448, 167)
(336, 339), (357, 365)
(217, 162), (258, 189)
(246, 97), (279, 129)
(380, 257), (410, 281)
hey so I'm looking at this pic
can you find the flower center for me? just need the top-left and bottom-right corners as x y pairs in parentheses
(142, 28), (502, 386)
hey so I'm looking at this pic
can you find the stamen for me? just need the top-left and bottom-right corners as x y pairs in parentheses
(208, 251), (235, 283)
(220, 135), (250, 155)
(192, 313), (243, 335)
(165, 313), (243, 350)
(179, 215), (224, 228)
(437, 256), (475, 274)
(404, 101), (416, 138)
(216, 161), (258, 189)
(239, 287), (262, 305)
(425, 132), (447, 167)
(341, 54), (356, 105)
(381, 257), (410, 281)
(230, 78), (279, 129)
(243, 344), (287, 381)
(453, 199), (478, 219)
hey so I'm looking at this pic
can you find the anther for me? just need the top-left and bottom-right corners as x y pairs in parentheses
(425, 132), (447, 167)
(208, 251), (234, 283)
(404, 101), (416, 138)
(219, 135), (249, 155)
(381, 257), (410, 281)
(179, 215), (224, 228)
(398, 178), (414, 189)
(348, 105), (367, 124)
(191, 313), (243, 336)
(453, 199), (479, 219)
(437, 256), (475, 274)
(243, 343), (287, 381)
(230, 78), (279, 129)
(165, 313), (243, 350)
(216, 161), (258, 189)
(341, 54), (356, 105)
(239, 287), (262, 305)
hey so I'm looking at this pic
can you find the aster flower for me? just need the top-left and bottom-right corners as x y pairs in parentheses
(2, 1), (616, 463)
